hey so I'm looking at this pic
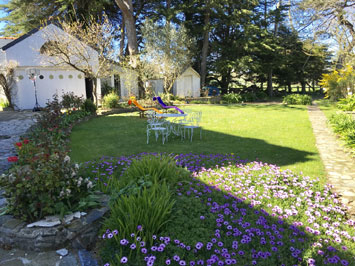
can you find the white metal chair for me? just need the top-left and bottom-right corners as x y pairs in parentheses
(146, 110), (169, 144)
(182, 111), (202, 142)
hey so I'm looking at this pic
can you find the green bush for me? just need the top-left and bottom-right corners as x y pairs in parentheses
(101, 82), (116, 97)
(81, 99), (97, 114)
(283, 94), (312, 105)
(337, 95), (355, 111)
(102, 92), (120, 108)
(329, 112), (355, 150)
(61, 91), (84, 109)
(241, 92), (257, 102)
(117, 155), (190, 190)
(222, 93), (242, 104)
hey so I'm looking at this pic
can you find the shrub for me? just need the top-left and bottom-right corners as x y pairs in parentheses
(81, 99), (97, 114)
(102, 92), (120, 108)
(117, 155), (190, 191)
(61, 91), (84, 109)
(101, 82), (116, 97)
(329, 112), (355, 150)
(241, 92), (257, 102)
(0, 96), (95, 222)
(320, 65), (355, 100)
(283, 94), (312, 105)
(337, 95), (355, 111)
(222, 93), (242, 104)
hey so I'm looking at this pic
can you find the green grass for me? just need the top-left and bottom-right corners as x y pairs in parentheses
(70, 104), (324, 179)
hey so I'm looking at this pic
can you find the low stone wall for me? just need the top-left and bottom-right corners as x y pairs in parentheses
(0, 194), (109, 251)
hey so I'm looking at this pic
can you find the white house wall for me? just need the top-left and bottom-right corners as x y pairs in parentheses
(174, 68), (201, 98)
(5, 24), (99, 70)
(13, 68), (86, 110)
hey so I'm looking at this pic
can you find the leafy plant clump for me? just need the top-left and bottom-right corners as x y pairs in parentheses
(328, 112), (355, 150)
(337, 96), (355, 111)
(222, 93), (243, 104)
(81, 99), (97, 114)
(103, 92), (120, 109)
(283, 94), (312, 105)
(0, 96), (95, 222)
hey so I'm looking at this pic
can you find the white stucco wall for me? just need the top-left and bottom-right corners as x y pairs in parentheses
(174, 67), (200, 97)
(149, 79), (164, 95)
(4, 24), (99, 70)
(13, 68), (86, 110)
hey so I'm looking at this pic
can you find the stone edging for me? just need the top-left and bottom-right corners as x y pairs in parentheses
(0, 194), (109, 251)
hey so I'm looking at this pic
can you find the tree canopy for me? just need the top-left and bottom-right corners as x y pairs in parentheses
(0, 0), (344, 96)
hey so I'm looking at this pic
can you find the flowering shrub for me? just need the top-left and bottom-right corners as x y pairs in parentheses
(61, 91), (84, 110)
(86, 154), (355, 266)
(320, 65), (355, 101)
(0, 96), (94, 222)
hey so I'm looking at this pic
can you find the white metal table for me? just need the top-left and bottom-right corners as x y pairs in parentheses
(155, 113), (188, 137)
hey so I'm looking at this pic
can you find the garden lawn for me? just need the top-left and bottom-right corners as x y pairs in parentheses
(70, 104), (324, 179)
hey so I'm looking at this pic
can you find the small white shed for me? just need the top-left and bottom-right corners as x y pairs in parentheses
(0, 24), (101, 110)
(173, 67), (200, 98)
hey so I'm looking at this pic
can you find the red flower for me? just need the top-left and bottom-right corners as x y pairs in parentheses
(7, 156), (18, 162)
(16, 142), (22, 147)
(73, 107), (76, 111)
(23, 139), (30, 144)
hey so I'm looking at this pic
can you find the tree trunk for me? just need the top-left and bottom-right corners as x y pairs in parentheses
(288, 82), (292, 93)
(267, 68), (273, 97)
(200, 0), (211, 89)
(120, 17), (125, 57)
(301, 81), (306, 94)
(114, 0), (138, 61)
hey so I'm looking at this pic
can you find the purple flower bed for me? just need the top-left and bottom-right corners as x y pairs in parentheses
(83, 154), (355, 266)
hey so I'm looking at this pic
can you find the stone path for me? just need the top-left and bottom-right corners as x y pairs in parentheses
(0, 111), (39, 173)
(308, 105), (355, 217)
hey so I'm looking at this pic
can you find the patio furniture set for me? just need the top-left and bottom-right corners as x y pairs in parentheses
(128, 96), (202, 144)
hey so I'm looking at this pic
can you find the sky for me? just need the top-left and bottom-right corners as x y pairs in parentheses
(0, 0), (8, 34)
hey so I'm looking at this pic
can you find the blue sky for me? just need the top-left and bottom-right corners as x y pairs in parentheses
(0, 0), (8, 34)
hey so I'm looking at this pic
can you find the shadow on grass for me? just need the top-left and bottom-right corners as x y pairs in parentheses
(70, 115), (317, 170)
(95, 155), (355, 266)
(224, 104), (307, 111)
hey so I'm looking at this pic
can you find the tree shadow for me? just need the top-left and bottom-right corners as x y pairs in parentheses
(69, 115), (320, 176)
(94, 154), (355, 266)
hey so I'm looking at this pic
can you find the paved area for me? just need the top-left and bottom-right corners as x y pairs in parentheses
(0, 111), (39, 173)
(308, 105), (355, 217)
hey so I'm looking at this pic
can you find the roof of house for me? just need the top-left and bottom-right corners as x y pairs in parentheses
(0, 37), (17, 49)
(1, 28), (40, 51)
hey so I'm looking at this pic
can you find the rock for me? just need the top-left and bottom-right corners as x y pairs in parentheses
(73, 212), (81, 219)
(63, 213), (75, 224)
(27, 218), (61, 228)
(78, 249), (98, 266)
(59, 254), (79, 266)
(56, 248), (68, 257)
